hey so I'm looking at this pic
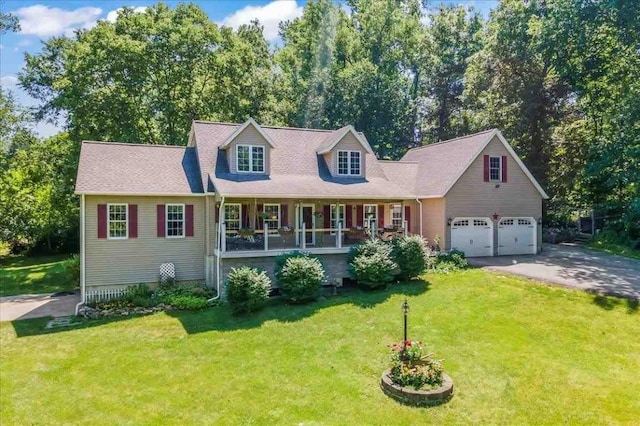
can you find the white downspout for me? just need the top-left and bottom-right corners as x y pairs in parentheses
(415, 198), (423, 236)
(208, 196), (225, 301)
(75, 194), (86, 315)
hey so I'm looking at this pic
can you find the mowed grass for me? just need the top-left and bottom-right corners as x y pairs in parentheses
(0, 255), (77, 297)
(1, 270), (639, 425)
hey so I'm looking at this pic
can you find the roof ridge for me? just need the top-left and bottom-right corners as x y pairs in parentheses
(406, 129), (496, 152)
(82, 141), (188, 149)
(193, 119), (338, 133)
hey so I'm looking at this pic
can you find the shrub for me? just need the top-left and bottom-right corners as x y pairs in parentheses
(125, 283), (152, 300)
(274, 251), (309, 281)
(278, 255), (325, 302)
(427, 249), (468, 273)
(64, 254), (80, 285)
(391, 235), (427, 280)
(226, 266), (271, 313)
(348, 240), (397, 289)
(166, 294), (209, 310)
(389, 340), (444, 390)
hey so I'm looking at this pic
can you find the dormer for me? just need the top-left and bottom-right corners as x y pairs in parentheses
(317, 125), (375, 178)
(220, 118), (275, 175)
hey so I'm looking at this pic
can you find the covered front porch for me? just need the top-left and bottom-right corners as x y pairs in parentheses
(214, 198), (414, 257)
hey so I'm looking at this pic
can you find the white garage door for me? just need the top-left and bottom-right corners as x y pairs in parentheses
(450, 218), (493, 257)
(498, 217), (536, 255)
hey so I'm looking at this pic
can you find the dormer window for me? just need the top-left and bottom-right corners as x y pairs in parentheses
(337, 150), (361, 176)
(237, 145), (264, 173)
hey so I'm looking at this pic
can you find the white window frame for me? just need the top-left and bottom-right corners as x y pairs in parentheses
(236, 144), (265, 173)
(489, 156), (501, 181)
(363, 204), (378, 230)
(165, 203), (185, 239)
(107, 203), (128, 240)
(391, 204), (403, 229)
(337, 150), (362, 176)
(224, 203), (242, 231)
(330, 204), (345, 235)
(263, 203), (280, 237)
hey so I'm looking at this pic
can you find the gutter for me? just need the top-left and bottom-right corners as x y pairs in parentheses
(415, 198), (423, 236)
(208, 196), (225, 302)
(75, 194), (86, 315)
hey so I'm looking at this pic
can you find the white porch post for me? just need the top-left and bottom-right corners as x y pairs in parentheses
(370, 220), (376, 240)
(337, 222), (342, 248)
(264, 223), (269, 251)
(301, 222), (306, 250)
(221, 223), (227, 252)
(403, 220), (408, 237)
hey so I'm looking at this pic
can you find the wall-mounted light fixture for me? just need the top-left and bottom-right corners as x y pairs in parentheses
(447, 217), (453, 226)
(537, 217), (543, 225)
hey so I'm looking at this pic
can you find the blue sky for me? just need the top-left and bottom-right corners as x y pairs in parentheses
(0, 0), (498, 137)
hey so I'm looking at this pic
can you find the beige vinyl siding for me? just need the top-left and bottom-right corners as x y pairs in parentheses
(85, 195), (205, 289)
(420, 198), (446, 247)
(444, 135), (543, 251)
(327, 133), (366, 177)
(226, 125), (270, 175)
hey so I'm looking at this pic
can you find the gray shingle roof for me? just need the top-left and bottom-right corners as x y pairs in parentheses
(192, 121), (414, 199)
(75, 142), (203, 195)
(400, 129), (497, 197)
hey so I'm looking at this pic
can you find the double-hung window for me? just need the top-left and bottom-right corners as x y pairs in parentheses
(237, 145), (265, 173)
(489, 156), (501, 181)
(166, 204), (185, 238)
(108, 203), (128, 239)
(330, 204), (345, 235)
(337, 150), (361, 176)
(391, 205), (403, 229)
(363, 204), (378, 230)
(263, 204), (280, 236)
(224, 204), (241, 231)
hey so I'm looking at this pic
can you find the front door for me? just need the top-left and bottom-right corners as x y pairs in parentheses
(298, 205), (315, 245)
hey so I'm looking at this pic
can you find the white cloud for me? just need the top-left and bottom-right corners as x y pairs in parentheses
(105, 6), (148, 23)
(13, 5), (103, 38)
(1, 75), (20, 92)
(220, 0), (303, 41)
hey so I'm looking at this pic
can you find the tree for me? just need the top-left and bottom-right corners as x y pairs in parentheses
(419, 5), (483, 142)
(20, 3), (279, 146)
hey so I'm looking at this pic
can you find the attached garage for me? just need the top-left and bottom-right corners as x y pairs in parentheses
(498, 217), (536, 255)
(450, 217), (493, 257)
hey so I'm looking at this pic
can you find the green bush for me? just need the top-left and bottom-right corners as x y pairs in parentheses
(64, 254), (80, 284)
(427, 249), (468, 273)
(125, 283), (153, 300)
(274, 251), (309, 281)
(348, 240), (397, 289)
(391, 235), (427, 280)
(165, 294), (209, 310)
(226, 266), (271, 313)
(278, 255), (325, 302)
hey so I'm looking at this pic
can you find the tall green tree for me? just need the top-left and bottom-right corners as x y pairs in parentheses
(20, 3), (278, 146)
(419, 5), (482, 142)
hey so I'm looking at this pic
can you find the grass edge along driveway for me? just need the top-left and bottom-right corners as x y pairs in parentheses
(1, 269), (639, 424)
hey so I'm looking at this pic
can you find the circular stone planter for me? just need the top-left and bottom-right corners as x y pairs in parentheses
(380, 370), (454, 407)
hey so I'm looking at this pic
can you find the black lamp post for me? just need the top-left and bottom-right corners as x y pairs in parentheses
(402, 298), (409, 356)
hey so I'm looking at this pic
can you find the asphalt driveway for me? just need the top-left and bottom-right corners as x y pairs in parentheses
(468, 244), (640, 299)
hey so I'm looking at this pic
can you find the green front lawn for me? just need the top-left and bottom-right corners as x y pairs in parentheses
(0, 255), (77, 297)
(2, 270), (639, 424)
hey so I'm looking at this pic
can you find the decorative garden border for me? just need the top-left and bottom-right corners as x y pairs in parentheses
(380, 370), (454, 407)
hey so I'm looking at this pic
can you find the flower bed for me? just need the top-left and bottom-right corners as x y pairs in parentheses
(381, 340), (454, 406)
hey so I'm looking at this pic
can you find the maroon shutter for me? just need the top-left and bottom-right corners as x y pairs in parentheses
(129, 205), (138, 238)
(97, 204), (107, 239)
(483, 155), (490, 182)
(356, 205), (364, 227)
(404, 206), (411, 233)
(323, 205), (331, 234)
(157, 204), (165, 237)
(281, 204), (288, 226)
(242, 204), (250, 228)
(501, 155), (508, 183)
(186, 204), (194, 237)
(215, 205), (220, 223)
(378, 205), (385, 228)
(346, 205), (353, 228)
(256, 204), (263, 230)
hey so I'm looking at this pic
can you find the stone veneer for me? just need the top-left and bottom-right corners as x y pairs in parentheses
(380, 371), (454, 406)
